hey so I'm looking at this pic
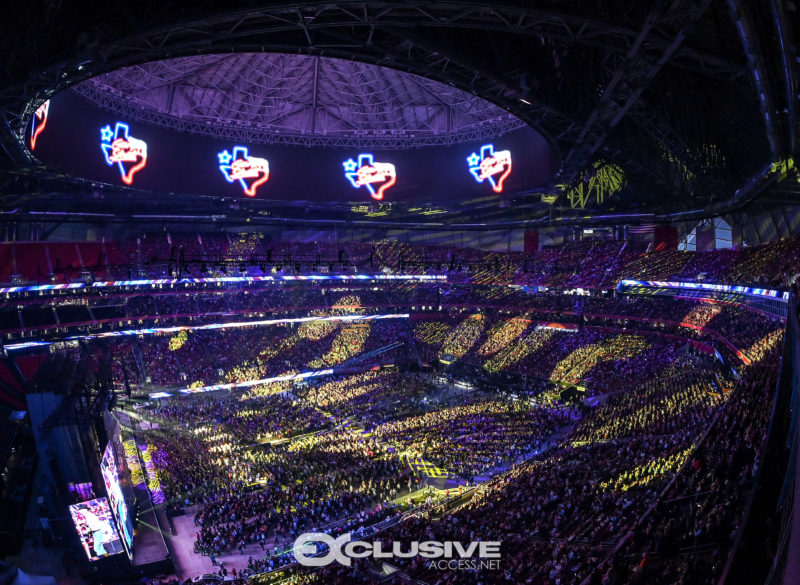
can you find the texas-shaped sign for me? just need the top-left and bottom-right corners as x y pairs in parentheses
(218, 146), (270, 197)
(467, 144), (512, 193)
(30, 100), (50, 150)
(100, 122), (148, 185)
(343, 154), (397, 201)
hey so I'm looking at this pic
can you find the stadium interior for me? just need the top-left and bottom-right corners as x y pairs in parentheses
(0, 3), (799, 585)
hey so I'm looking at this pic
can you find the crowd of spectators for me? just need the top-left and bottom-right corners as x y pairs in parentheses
(150, 392), (330, 443)
(143, 391), (416, 562)
(371, 399), (573, 479)
(286, 341), (781, 585)
(476, 313), (532, 357)
(571, 359), (721, 443)
(439, 313), (487, 358)
(407, 297), (775, 388)
(547, 334), (650, 385)
(1, 228), (796, 585)
(117, 318), (412, 389)
(5, 231), (800, 294)
(362, 430), (700, 585)
(481, 327), (557, 373)
(192, 431), (409, 558)
(580, 343), (695, 395)
(90, 238), (792, 585)
(297, 371), (433, 422)
(98, 284), (779, 429)
(604, 346), (782, 585)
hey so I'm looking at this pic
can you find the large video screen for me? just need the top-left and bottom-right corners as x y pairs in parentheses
(68, 497), (125, 561)
(101, 442), (134, 557)
(27, 90), (555, 203)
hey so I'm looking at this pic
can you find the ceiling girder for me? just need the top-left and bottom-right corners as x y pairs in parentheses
(556, 0), (713, 186)
(726, 0), (781, 158)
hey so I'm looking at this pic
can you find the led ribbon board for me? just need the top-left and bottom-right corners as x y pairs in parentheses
(467, 144), (512, 193)
(4, 312), (411, 351)
(30, 100), (50, 150)
(0, 273), (446, 295)
(150, 368), (335, 399)
(343, 154), (396, 200)
(617, 279), (790, 301)
(100, 122), (148, 185)
(218, 146), (270, 197)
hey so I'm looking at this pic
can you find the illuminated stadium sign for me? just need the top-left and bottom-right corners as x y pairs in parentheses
(32, 91), (550, 200)
(218, 146), (270, 197)
(467, 144), (512, 193)
(343, 154), (397, 200)
(100, 122), (148, 185)
(536, 322), (580, 332)
(68, 498), (125, 561)
(30, 100), (49, 150)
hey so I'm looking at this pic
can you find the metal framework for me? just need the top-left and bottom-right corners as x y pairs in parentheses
(726, 0), (781, 159)
(1, 4), (745, 159)
(0, 0), (796, 224)
(74, 62), (529, 148)
(556, 0), (713, 185)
